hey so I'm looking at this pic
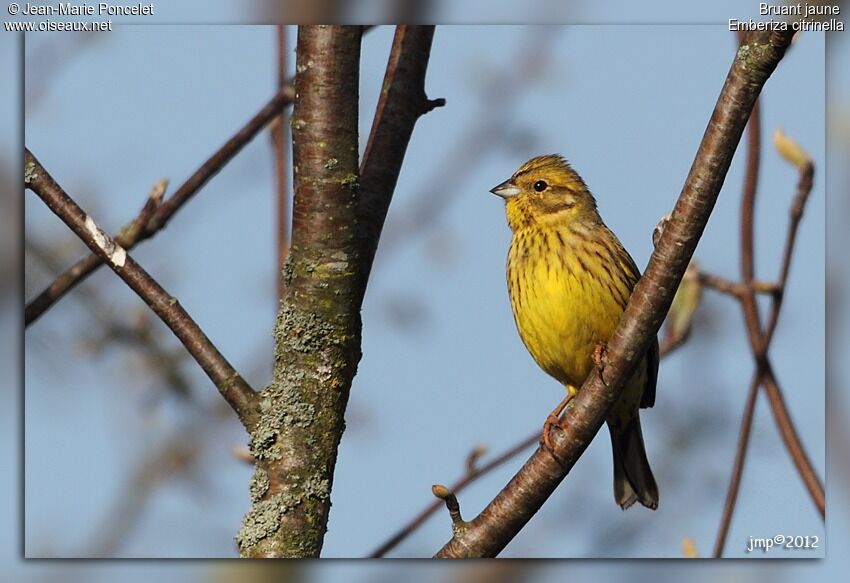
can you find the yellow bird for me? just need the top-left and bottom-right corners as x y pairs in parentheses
(490, 154), (659, 510)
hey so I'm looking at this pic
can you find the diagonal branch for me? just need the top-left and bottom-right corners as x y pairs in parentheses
(764, 134), (815, 345)
(760, 363), (824, 513)
(713, 374), (761, 557)
(357, 25), (444, 298)
(370, 436), (537, 557)
(371, 321), (689, 558)
(25, 83), (295, 327)
(24, 149), (260, 430)
(434, 29), (795, 559)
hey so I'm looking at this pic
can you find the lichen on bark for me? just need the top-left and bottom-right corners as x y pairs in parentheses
(237, 25), (364, 559)
(237, 25), (441, 558)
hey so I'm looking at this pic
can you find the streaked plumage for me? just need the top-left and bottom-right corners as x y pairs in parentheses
(491, 154), (659, 510)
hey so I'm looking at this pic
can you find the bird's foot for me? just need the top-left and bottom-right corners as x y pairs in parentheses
(539, 393), (574, 466)
(592, 341), (609, 386)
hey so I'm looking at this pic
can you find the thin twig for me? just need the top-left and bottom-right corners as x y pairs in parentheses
(372, 319), (687, 557)
(25, 83), (296, 327)
(713, 119), (822, 556)
(24, 149), (260, 430)
(740, 98), (762, 290)
(713, 375), (760, 557)
(369, 434), (537, 557)
(697, 271), (779, 299)
(433, 29), (795, 559)
(764, 148), (814, 344)
(714, 93), (768, 558)
(760, 363), (824, 511)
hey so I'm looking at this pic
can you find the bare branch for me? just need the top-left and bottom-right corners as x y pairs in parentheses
(373, 309), (691, 557)
(713, 121), (822, 558)
(25, 83), (296, 327)
(357, 25), (444, 298)
(24, 149), (260, 429)
(713, 94), (766, 562)
(697, 271), (779, 299)
(764, 129), (815, 344)
(237, 24), (442, 559)
(369, 434), (537, 557)
(434, 29), (795, 559)
(760, 363), (824, 512)
(713, 375), (760, 557)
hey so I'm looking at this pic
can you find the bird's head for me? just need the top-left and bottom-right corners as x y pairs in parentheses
(490, 154), (600, 231)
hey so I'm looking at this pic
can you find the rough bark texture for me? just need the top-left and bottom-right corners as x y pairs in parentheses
(236, 26), (363, 558)
(236, 25), (441, 558)
(434, 29), (795, 559)
(26, 24), (442, 559)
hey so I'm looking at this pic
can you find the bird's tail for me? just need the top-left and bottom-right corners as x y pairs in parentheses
(608, 414), (659, 510)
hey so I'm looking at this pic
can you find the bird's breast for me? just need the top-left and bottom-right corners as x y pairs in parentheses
(506, 226), (630, 387)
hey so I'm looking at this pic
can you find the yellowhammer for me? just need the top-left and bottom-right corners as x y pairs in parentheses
(490, 154), (659, 510)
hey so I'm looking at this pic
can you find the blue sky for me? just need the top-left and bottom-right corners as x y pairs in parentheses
(19, 20), (827, 569)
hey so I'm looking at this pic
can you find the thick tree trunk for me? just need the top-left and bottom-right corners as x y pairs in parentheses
(237, 25), (363, 558)
(236, 24), (441, 558)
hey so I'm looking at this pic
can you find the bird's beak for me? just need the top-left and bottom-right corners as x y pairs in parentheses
(489, 178), (520, 199)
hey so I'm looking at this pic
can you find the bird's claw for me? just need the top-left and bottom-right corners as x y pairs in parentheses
(592, 341), (608, 368)
(540, 414), (567, 466)
(539, 393), (574, 467)
(592, 341), (609, 386)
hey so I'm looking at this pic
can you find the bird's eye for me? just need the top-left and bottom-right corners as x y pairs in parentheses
(533, 180), (548, 192)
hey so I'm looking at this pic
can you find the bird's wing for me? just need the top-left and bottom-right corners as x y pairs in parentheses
(641, 336), (659, 409)
(609, 228), (658, 409)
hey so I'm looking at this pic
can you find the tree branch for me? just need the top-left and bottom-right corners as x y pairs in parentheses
(760, 363), (824, 512)
(25, 83), (296, 327)
(24, 149), (260, 429)
(372, 311), (691, 558)
(697, 271), (779, 299)
(237, 25), (364, 558)
(714, 129), (821, 556)
(434, 29), (795, 559)
(370, 436), (537, 557)
(713, 375), (760, 557)
(764, 130), (815, 344)
(237, 24), (442, 559)
(357, 25), (444, 298)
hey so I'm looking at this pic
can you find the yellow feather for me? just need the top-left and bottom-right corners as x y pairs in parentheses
(496, 153), (660, 510)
